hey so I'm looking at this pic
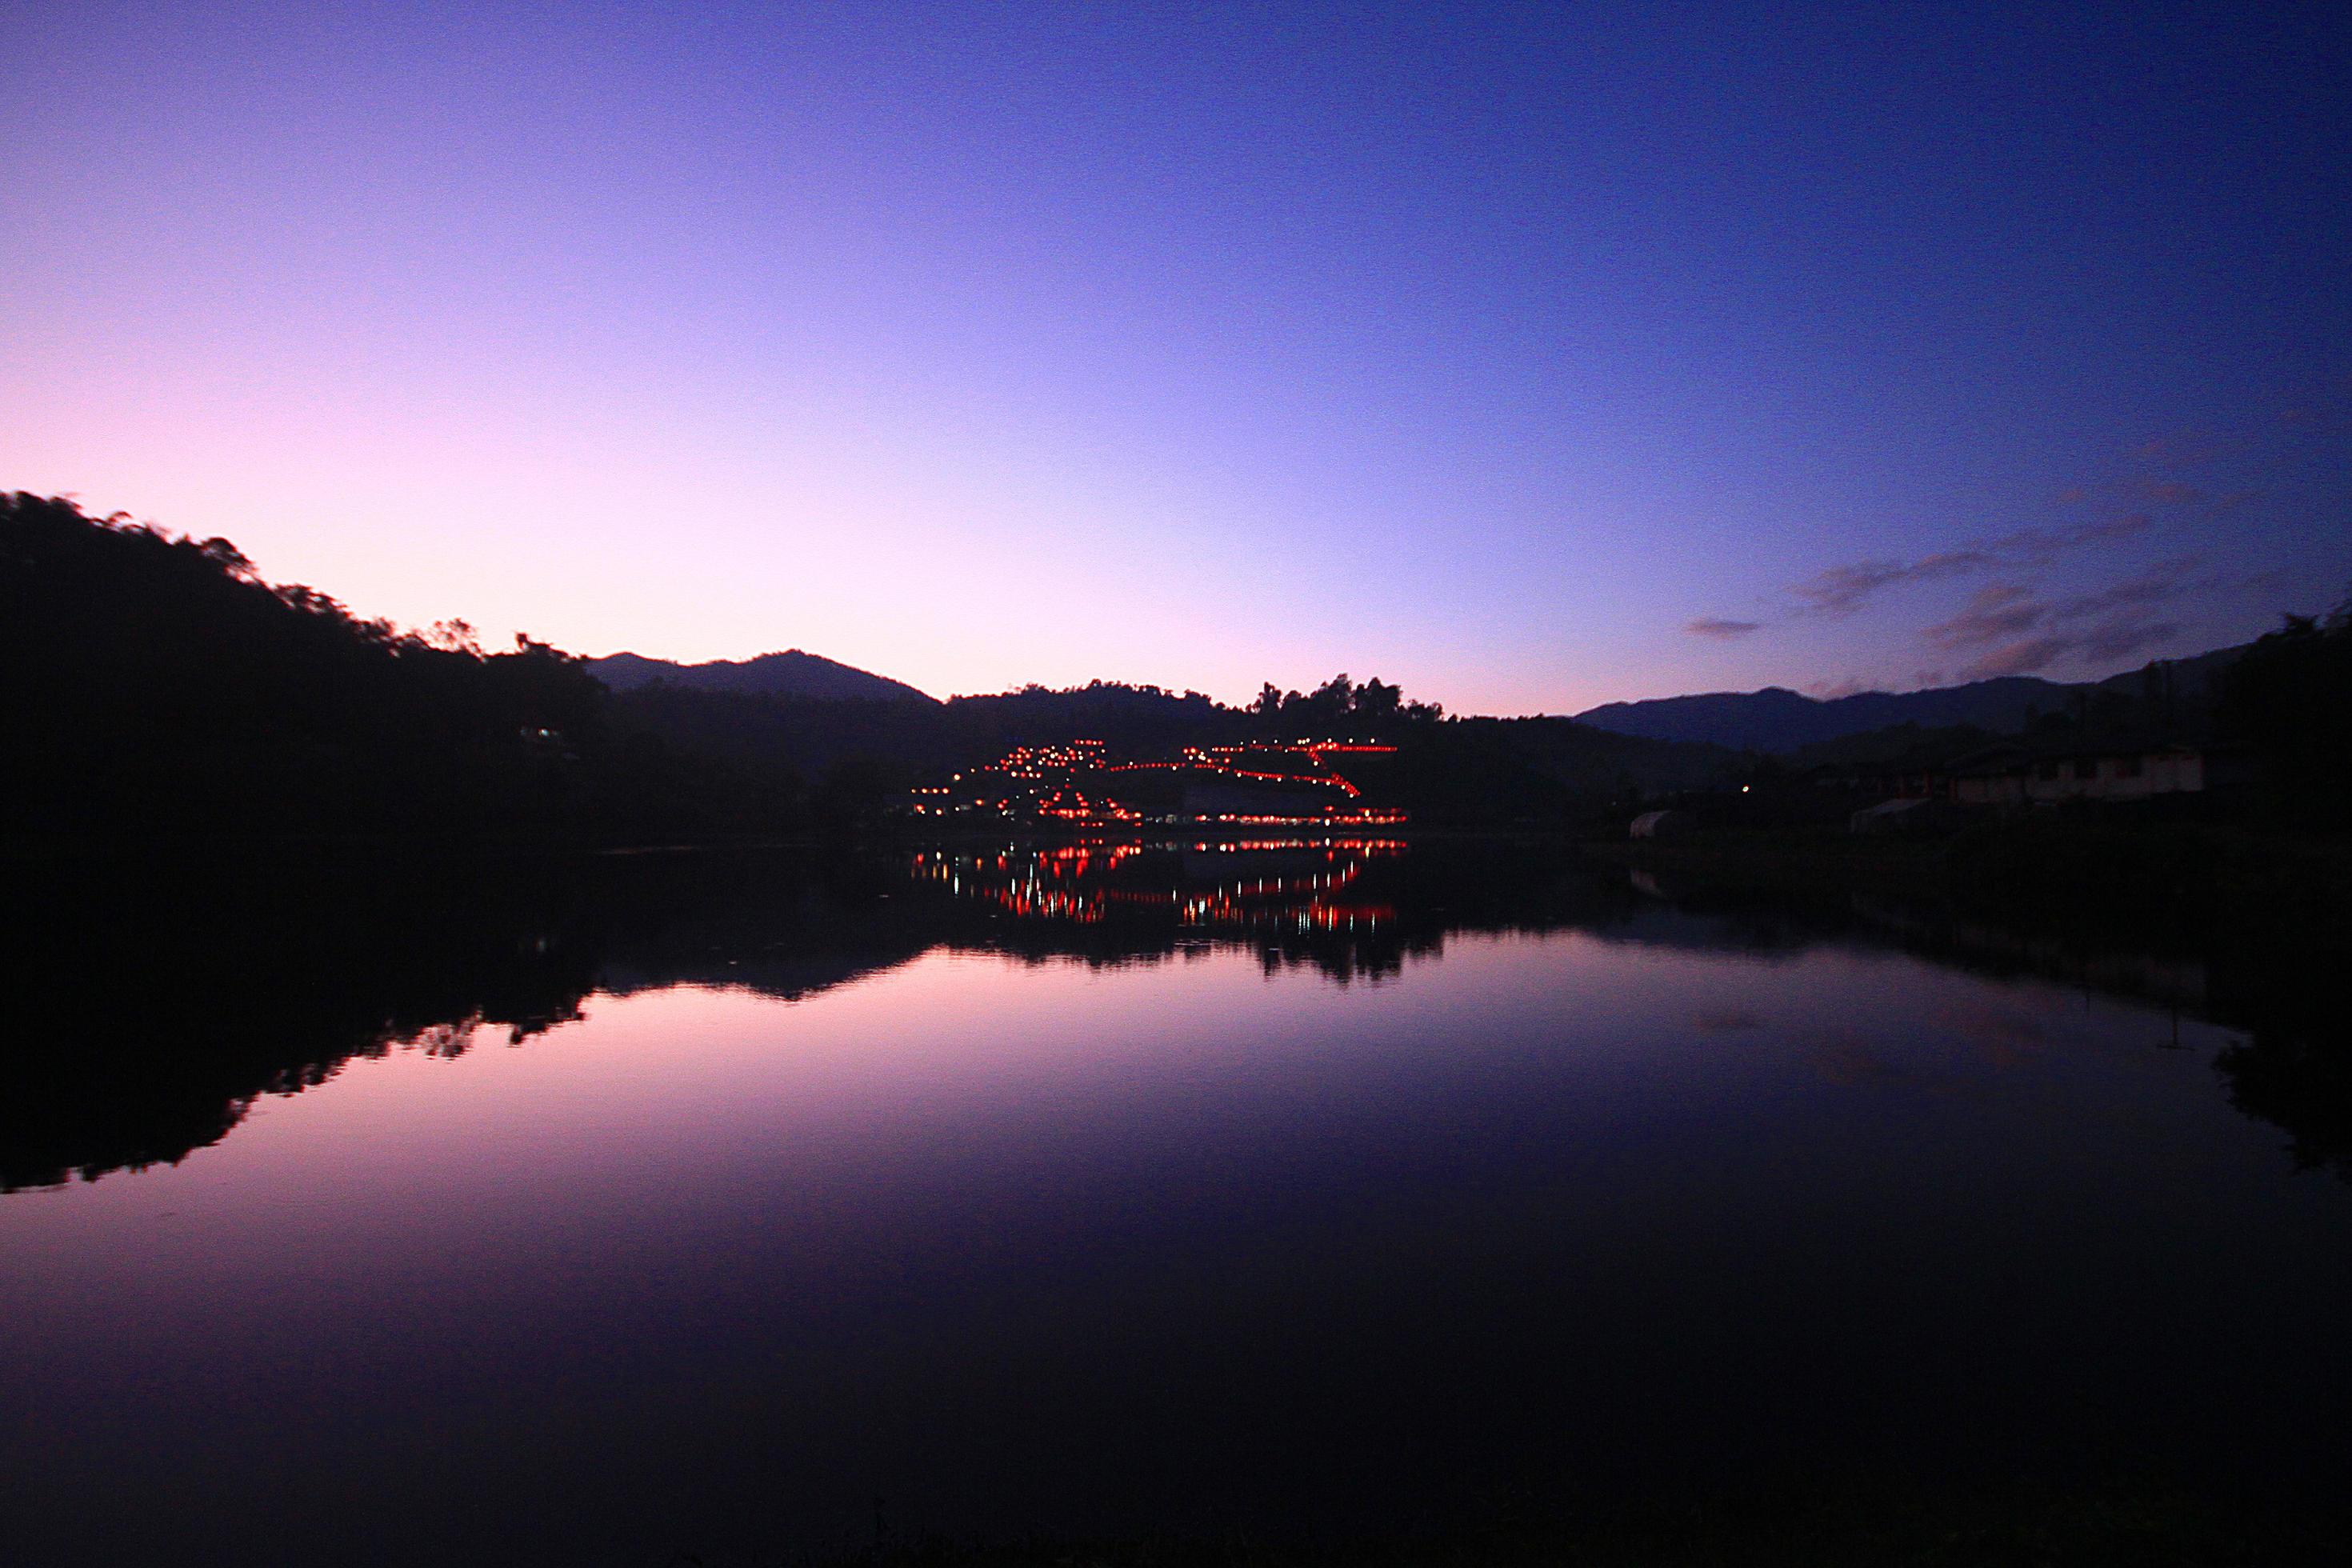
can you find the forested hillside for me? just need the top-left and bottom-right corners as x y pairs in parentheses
(1576, 652), (2246, 752)
(2, 494), (1732, 843)
(2, 494), (614, 840)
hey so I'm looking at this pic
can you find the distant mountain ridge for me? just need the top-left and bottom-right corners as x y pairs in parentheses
(1573, 644), (2246, 753)
(588, 649), (936, 705)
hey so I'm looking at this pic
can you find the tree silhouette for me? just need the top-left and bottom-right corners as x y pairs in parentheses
(2220, 597), (2352, 824)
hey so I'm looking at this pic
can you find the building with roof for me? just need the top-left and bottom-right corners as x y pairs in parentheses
(1944, 737), (2251, 808)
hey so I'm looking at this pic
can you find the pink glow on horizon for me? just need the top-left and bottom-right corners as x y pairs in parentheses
(6, 6), (2342, 712)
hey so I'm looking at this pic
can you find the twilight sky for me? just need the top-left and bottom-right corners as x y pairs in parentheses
(4, 2), (2346, 712)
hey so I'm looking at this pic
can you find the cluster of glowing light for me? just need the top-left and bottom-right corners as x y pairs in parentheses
(905, 842), (1401, 934)
(894, 735), (1409, 827)
(1193, 809), (1408, 826)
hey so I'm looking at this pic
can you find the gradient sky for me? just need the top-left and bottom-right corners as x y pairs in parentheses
(5, 2), (2346, 712)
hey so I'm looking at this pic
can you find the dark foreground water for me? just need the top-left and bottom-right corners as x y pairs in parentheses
(4, 838), (2349, 1563)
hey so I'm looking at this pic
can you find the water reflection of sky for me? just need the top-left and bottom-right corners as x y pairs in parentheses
(6, 871), (2351, 1563)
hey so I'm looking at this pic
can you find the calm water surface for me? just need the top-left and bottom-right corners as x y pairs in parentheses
(5, 840), (2349, 1562)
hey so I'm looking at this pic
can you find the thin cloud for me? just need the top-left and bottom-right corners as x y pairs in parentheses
(2130, 430), (2231, 467)
(2231, 563), (2299, 598)
(2054, 556), (2200, 620)
(2079, 616), (2181, 663)
(1790, 552), (1991, 616)
(1921, 583), (2045, 650)
(2124, 478), (2207, 506)
(1926, 558), (2194, 680)
(1959, 635), (2077, 679)
(1685, 617), (1762, 638)
(1984, 514), (2152, 559)
(1953, 613), (2181, 680)
(1787, 515), (2146, 618)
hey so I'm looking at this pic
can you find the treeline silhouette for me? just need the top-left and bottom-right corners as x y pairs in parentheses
(2, 494), (1726, 843)
(4, 493), (627, 840)
(611, 673), (1450, 786)
(615, 668), (1740, 826)
(2219, 598), (2352, 826)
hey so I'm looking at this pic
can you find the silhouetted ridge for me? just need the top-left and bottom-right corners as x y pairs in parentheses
(2, 492), (609, 840)
(590, 649), (935, 704)
(1576, 652), (2246, 753)
(3, 492), (1738, 838)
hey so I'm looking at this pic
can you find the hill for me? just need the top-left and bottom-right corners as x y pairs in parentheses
(6, 492), (1730, 841)
(609, 680), (1741, 823)
(589, 649), (935, 704)
(38, 486), (2304, 843)
(1574, 648), (2246, 753)
(2, 492), (620, 842)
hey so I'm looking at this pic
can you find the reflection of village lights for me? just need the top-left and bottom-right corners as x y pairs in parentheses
(909, 839), (1400, 931)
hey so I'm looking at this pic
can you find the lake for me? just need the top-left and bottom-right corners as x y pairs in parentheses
(5, 838), (2349, 1563)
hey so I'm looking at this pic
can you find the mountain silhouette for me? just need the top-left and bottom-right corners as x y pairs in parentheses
(1574, 646), (2246, 752)
(588, 649), (936, 704)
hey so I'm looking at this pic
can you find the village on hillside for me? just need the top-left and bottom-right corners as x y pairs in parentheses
(900, 738), (1412, 828)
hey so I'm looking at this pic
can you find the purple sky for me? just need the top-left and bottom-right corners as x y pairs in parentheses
(5, 2), (2346, 711)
